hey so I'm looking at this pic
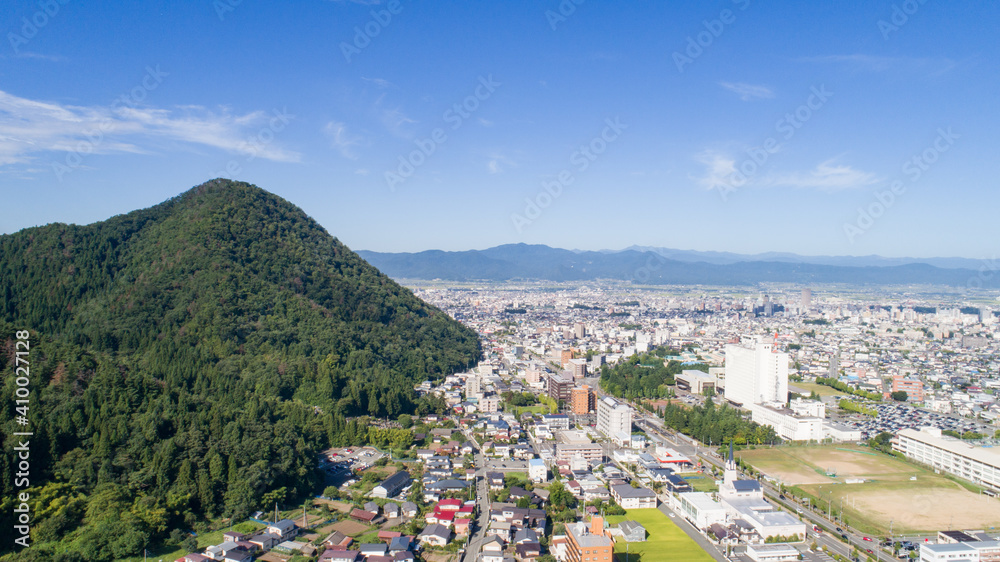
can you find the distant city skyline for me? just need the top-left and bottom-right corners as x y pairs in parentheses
(2, 1), (999, 259)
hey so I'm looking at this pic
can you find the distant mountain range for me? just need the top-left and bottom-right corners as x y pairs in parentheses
(357, 244), (998, 287)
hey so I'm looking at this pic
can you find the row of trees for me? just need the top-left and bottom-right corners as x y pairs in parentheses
(816, 376), (883, 401)
(660, 398), (779, 446)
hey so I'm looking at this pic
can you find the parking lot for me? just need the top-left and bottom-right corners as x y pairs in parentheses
(319, 446), (387, 487)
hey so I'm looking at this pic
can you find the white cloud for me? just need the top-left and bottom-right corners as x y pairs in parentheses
(693, 150), (738, 191)
(324, 121), (366, 160)
(361, 77), (396, 89)
(718, 82), (774, 101)
(0, 90), (300, 167)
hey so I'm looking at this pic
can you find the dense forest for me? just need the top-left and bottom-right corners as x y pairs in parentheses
(0, 180), (480, 560)
(599, 346), (709, 398)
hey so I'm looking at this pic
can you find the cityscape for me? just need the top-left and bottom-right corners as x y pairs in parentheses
(3, 2), (1000, 562)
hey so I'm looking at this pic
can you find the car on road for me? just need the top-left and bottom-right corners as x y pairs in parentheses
(863, 536), (873, 542)
(841, 534), (849, 541)
(836, 527), (843, 533)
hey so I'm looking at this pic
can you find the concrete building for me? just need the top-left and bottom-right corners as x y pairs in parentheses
(568, 358), (588, 378)
(749, 403), (824, 442)
(465, 375), (482, 399)
(676, 370), (717, 395)
(894, 427), (1000, 494)
(479, 395), (500, 413)
(529, 458), (547, 483)
(555, 443), (603, 464)
(570, 385), (594, 415)
(548, 372), (574, 404)
(674, 492), (727, 530)
(565, 518), (614, 562)
(892, 374), (925, 402)
(596, 396), (632, 441)
(724, 336), (788, 407)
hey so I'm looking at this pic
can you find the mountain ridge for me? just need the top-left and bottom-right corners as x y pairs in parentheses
(357, 243), (998, 287)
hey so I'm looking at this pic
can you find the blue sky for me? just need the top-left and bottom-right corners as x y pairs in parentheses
(1, 0), (998, 259)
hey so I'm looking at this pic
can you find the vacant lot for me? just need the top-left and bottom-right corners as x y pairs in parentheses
(738, 445), (1000, 534)
(331, 519), (372, 536)
(606, 508), (715, 562)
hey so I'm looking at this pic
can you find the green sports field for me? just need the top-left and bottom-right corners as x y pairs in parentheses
(606, 508), (715, 562)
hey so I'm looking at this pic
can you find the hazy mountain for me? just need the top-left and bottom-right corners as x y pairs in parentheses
(358, 243), (997, 287)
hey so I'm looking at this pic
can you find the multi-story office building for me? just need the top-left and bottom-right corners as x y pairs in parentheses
(724, 336), (788, 407)
(894, 427), (1000, 494)
(892, 375), (925, 402)
(547, 372), (574, 404)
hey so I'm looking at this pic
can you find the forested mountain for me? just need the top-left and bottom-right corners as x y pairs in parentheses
(359, 244), (1000, 287)
(0, 179), (480, 560)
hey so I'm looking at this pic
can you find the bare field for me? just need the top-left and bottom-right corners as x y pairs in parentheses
(739, 445), (1000, 533)
(331, 519), (372, 536)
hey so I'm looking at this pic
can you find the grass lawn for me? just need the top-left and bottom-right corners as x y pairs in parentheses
(791, 381), (842, 398)
(605, 508), (715, 562)
(677, 473), (718, 493)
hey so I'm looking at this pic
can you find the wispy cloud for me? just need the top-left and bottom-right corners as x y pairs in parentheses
(324, 120), (366, 160)
(694, 151), (877, 192)
(719, 82), (774, 101)
(361, 77), (396, 89)
(0, 90), (300, 167)
(762, 159), (880, 191)
(797, 54), (956, 76)
(0, 52), (66, 62)
(486, 152), (516, 174)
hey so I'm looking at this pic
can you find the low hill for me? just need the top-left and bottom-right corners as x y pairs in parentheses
(0, 179), (479, 560)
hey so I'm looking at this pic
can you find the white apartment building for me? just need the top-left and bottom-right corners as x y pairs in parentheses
(596, 396), (632, 441)
(895, 427), (1000, 493)
(724, 336), (789, 407)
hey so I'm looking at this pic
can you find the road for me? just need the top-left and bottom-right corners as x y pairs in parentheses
(460, 432), (491, 562)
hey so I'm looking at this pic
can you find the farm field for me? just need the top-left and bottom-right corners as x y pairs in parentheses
(606, 508), (715, 562)
(737, 445), (1000, 534)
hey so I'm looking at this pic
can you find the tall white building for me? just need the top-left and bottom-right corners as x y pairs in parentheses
(596, 396), (632, 444)
(465, 374), (482, 399)
(724, 336), (788, 407)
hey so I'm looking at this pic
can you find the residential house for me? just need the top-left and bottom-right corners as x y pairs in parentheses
(418, 523), (452, 547)
(618, 520), (646, 542)
(268, 519), (298, 541)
